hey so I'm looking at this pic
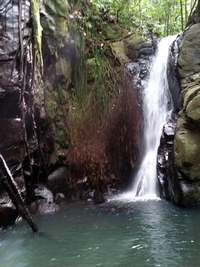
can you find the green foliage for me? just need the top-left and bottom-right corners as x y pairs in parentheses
(68, 0), (197, 136)
(68, 0), (121, 126)
(88, 0), (197, 36)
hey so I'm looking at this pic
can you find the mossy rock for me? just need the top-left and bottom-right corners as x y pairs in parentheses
(178, 23), (200, 78)
(110, 41), (130, 65)
(41, 0), (70, 37)
(181, 72), (200, 122)
(124, 34), (145, 60)
(174, 114), (200, 181)
(40, 0), (74, 155)
(110, 33), (145, 62)
(182, 83), (200, 108)
(186, 93), (200, 121)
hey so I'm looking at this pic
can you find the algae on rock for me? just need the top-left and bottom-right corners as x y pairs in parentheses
(31, 0), (43, 68)
(41, 0), (72, 155)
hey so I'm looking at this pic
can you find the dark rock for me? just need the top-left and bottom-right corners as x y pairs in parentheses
(55, 193), (65, 204)
(126, 40), (154, 93)
(0, 0), (53, 191)
(0, 119), (24, 163)
(47, 167), (69, 195)
(0, 206), (18, 228)
(178, 180), (200, 207)
(157, 117), (181, 204)
(0, 193), (18, 227)
(138, 42), (156, 50)
(93, 190), (105, 204)
(126, 63), (140, 75)
(139, 47), (154, 57)
(167, 36), (181, 112)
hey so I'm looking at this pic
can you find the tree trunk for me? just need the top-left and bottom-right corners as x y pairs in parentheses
(180, 0), (184, 30)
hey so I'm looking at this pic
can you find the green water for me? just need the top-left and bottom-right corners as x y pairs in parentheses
(1, 200), (200, 267)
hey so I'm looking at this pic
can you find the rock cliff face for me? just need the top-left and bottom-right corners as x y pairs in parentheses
(0, 1), (30, 165)
(41, 0), (73, 155)
(0, 0), (145, 225)
(158, 11), (200, 207)
(174, 22), (200, 206)
(157, 36), (182, 204)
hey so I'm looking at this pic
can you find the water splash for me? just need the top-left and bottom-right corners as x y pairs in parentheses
(110, 36), (176, 202)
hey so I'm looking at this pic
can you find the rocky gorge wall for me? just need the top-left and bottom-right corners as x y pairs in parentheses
(174, 21), (200, 206)
(158, 4), (200, 207)
(0, 0), (146, 226)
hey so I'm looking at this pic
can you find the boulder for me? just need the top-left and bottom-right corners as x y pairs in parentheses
(110, 41), (130, 64)
(178, 23), (200, 78)
(30, 185), (59, 215)
(185, 93), (200, 121)
(47, 167), (69, 195)
(174, 115), (200, 181)
(124, 34), (144, 60)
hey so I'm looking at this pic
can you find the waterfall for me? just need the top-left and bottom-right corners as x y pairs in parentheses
(111, 36), (176, 202)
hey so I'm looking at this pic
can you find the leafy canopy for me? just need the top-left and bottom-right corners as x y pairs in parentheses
(89, 0), (197, 36)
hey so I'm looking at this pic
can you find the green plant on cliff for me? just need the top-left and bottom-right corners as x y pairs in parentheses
(68, 1), (121, 132)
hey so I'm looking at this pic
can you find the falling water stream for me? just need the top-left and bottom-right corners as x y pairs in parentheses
(112, 36), (177, 202)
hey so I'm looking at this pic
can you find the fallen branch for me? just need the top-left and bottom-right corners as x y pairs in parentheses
(0, 154), (38, 233)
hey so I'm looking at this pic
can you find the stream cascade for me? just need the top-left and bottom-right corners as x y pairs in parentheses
(112, 35), (177, 202)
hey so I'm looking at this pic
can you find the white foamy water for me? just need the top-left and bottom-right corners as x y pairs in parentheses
(110, 36), (176, 202)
